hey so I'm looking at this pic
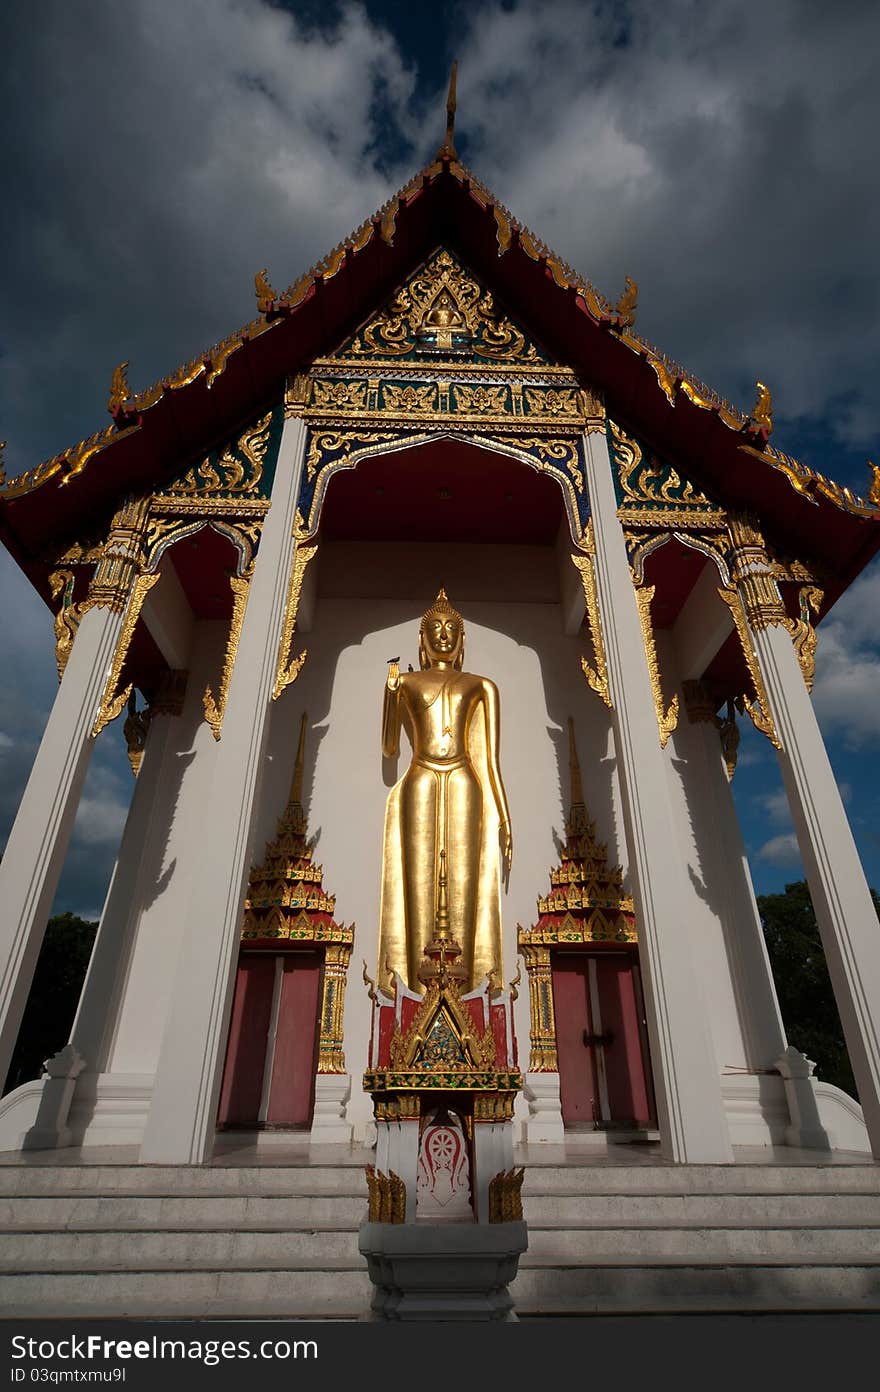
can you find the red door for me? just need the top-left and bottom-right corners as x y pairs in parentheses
(553, 956), (599, 1123)
(218, 951), (322, 1128)
(266, 953), (321, 1126)
(552, 951), (654, 1127)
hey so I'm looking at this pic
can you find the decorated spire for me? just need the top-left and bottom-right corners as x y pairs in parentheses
(438, 59), (458, 159)
(520, 720), (636, 946)
(241, 713), (352, 946)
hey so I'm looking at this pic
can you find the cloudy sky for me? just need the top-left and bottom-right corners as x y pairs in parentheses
(2, 0), (879, 919)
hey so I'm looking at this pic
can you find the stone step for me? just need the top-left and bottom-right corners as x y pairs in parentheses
(0, 1165), (368, 1198)
(5, 1223), (879, 1274)
(511, 1263), (880, 1314)
(0, 1194), (367, 1230)
(523, 1226), (880, 1261)
(0, 1269), (374, 1319)
(2, 1162), (878, 1198)
(519, 1165), (880, 1195)
(522, 1193), (880, 1224)
(0, 1227), (363, 1271)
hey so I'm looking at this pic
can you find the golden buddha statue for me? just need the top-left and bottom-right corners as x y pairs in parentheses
(378, 590), (512, 995)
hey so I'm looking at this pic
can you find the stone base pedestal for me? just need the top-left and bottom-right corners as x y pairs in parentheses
(359, 1220), (527, 1321)
(522, 1073), (565, 1142)
(309, 1074), (352, 1143)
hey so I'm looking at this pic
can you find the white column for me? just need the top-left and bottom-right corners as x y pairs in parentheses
(584, 428), (733, 1162)
(140, 414), (308, 1163)
(0, 603), (124, 1088)
(69, 700), (187, 1075)
(750, 616), (880, 1157)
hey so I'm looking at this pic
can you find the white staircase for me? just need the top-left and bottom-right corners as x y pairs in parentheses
(515, 1160), (880, 1314)
(2, 1157), (879, 1317)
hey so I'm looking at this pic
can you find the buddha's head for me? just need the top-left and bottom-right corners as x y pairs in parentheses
(419, 588), (464, 670)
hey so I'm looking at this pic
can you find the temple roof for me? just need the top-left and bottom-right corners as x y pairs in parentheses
(2, 151), (879, 609)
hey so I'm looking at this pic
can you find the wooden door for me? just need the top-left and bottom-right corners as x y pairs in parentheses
(552, 950), (654, 1127)
(217, 953), (276, 1127)
(217, 950), (322, 1129)
(266, 952), (321, 1126)
(552, 956), (599, 1123)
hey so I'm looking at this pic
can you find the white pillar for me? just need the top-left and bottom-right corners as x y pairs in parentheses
(749, 614), (880, 1157)
(584, 428), (733, 1162)
(140, 414), (309, 1163)
(0, 603), (124, 1088)
(69, 689), (189, 1075)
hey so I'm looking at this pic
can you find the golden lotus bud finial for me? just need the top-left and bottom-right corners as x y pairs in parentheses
(438, 59), (458, 158)
(867, 460), (880, 507)
(107, 361), (130, 414)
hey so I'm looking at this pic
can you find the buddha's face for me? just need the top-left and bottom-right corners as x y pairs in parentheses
(420, 615), (463, 667)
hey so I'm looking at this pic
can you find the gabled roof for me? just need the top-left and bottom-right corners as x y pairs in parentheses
(2, 152), (879, 607)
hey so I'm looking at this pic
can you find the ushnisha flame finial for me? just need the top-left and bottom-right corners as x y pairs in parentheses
(438, 59), (458, 159)
(421, 587), (463, 627)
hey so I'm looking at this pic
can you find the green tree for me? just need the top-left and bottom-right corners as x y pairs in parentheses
(3, 912), (97, 1094)
(757, 880), (880, 1098)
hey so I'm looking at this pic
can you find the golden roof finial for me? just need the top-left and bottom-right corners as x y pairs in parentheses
(438, 59), (458, 159)
(752, 380), (773, 436)
(614, 276), (638, 329)
(107, 361), (130, 414)
(867, 460), (880, 507)
(255, 268), (277, 314)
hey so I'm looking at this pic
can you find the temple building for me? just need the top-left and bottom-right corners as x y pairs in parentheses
(2, 96), (880, 1202)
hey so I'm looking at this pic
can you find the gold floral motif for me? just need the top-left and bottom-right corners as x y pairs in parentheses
(89, 496), (152, 614)
(488, 1168), (524, 1222)
(633, 582), (679, 748)
(164, 412), (272, 496)
(388, 977), (496, 1073)
(454, 383), (508, 414)
(203, 573), (251, 740)
(92, 572), (161, 737)
(518, 437), (583, 492)
(272, 540), (318, 700)
(311, 380), (368, 412)
(365, 1166), (406, 1223)
(474, 1094), (516, 1123)
(382, 383), (437, 414)
(348, 248), (541, 365)
(518, 943), (557, 1071)
(728, 513), (787, 630)
(612, 419), (715, 510)
(716, 584), (781, 748)
(524, 387), (580, 418)
(569, 551), (611, 708)
(318, 942), (351, 1074)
